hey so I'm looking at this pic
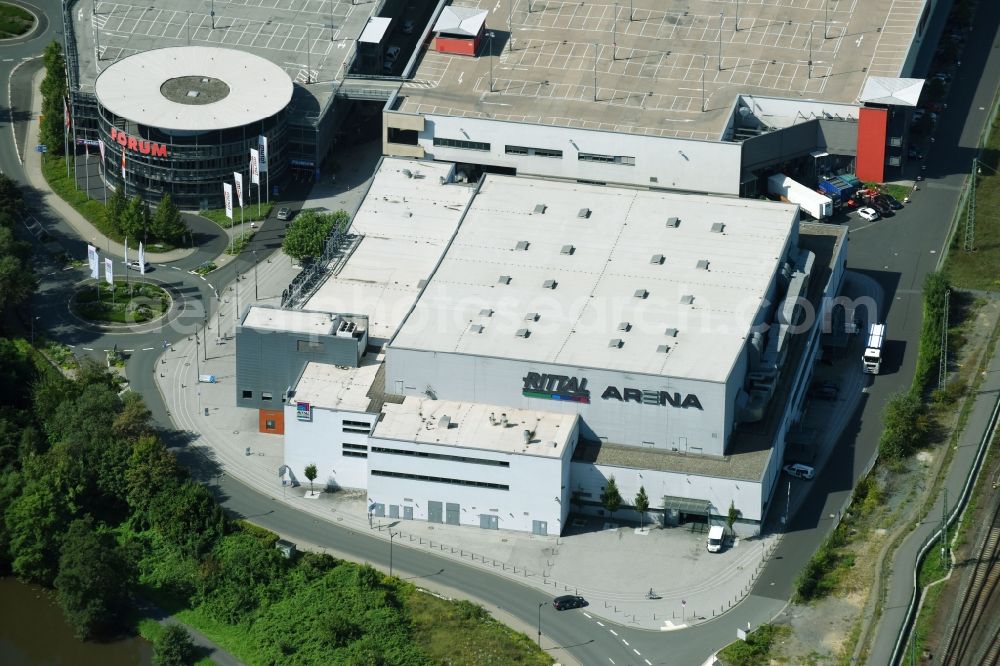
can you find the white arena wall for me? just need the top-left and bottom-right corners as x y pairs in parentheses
(383, 351), (737, 456)
(412, 113), (743, 196)
(283, 404), (372, 490)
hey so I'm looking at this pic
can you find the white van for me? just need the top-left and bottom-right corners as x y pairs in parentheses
(706, 525), (724, 553)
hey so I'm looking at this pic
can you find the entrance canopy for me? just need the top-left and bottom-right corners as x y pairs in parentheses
(662, 496), (712, 515)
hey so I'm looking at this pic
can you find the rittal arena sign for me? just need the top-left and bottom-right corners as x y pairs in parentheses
(522, 372), (702, 410)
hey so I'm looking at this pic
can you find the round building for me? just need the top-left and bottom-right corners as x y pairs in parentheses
(94, 46), (293, 209)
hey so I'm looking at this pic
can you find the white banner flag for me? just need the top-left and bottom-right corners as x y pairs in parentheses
(124, 237), (129, 267)
(223, 182), (233, 220)
(98, 140), (105, 162)
(87, 244), (99, 279)
(234, 172), (244, 207)
(258, 135), (268, 173)
(249, 148), (260, 185)
(104, 257), (114, 286)
(138, 242), (145, 275)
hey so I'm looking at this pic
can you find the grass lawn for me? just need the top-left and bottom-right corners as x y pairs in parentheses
(883, 183), (913, 202)
(945, 103), (1000, 291)
(200, 202), (273, 228)
(0, 3), (34, 38)
(73, 280), (169, 324)
(226, 229), (257, 255)
(716, 623), (791, 666)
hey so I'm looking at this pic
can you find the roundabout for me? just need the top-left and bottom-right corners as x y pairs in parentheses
(69, 279), (170, 327)
(0, 2), (37, 40)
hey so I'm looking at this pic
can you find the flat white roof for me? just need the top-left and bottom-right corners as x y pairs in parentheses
(242, 306), (336, 335)
(304, 159), (475, 342)
(292, 358), (383, 413)
(374, 396), (576, 458)
(390, 176), (799, 382)
(858, 77), (925, 107)
(433, 7), (487, 37)
(94, 47), (293, 131)
(359, 17), (392, 44)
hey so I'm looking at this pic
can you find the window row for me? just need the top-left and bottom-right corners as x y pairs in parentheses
(505, 145), (563, 158)
(369, 446), (510, 467)
(433, 137), (490, 151)
(578, 152), (635, 165)
(371, 469), (509, 491)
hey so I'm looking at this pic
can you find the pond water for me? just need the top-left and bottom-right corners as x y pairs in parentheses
(0, 577), (153, 665)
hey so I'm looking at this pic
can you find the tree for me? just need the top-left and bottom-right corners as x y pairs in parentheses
(5, 476), (68, 585)
(54, 515), (132, 639)
(113, 392), (153, 442)
(151, 194), (187, 244)
(0, 174), (24, 219)
(154, 624), (196, 666)
(727, 500), (741, 535)
(125, 435), (182, 523)
(149, 480), (224, 556)
(601, 475), (622, 521)
(282, 210), (349, 261)
(0, 226), (37, 315)
(39, 42), (67, 154)
(634, 486), (649, 529)
(120, 195), (149, 241)
(305, 463), (318, 496)
(106, 185), (127, 236)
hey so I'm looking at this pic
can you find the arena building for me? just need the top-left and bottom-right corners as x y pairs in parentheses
(92, 46), (292, 209)
(236, 159), (849, 534)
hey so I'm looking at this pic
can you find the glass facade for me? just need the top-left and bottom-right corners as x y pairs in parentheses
(91, 101), (290, 210)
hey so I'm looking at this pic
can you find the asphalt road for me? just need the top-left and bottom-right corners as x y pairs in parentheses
(2, 1), (999, 664)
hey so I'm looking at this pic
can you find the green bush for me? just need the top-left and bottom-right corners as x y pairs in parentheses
(282, 210), (349, 261)
(717, 623), (790, 666)
(913, 272), (950, 395)
(154, 624), (196, 666)
(878, 392), (928, 461)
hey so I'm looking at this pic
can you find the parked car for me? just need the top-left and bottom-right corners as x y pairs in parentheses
(809, 380), (839, 401)
(276, 207), (292, 221)
(872, 201), (894, 218)
(858, 207), (880, 222)
(402, 19), (416, 34)
(877, 194), (904, 210)
(553, 595), (588, 611)
(783, 463), (815, 480)
(384, 46), (402, 71)
(125, 260), (150, 272)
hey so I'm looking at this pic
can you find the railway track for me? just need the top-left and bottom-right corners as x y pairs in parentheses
(939, 495), (1000, 666)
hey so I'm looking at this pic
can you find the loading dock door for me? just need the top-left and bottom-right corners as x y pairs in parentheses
(389, 504), (399, 519)
(428, 501), (443, 523)
(403, 505), (414, 520)
(446, 502), (460, 525)
(532, 520), (547, 536)
(480, 514), (498, 530)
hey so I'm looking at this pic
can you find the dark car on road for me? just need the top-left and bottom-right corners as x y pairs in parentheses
(878, 194), (904, 210)
(872, 200), (894, 218)
(553, 595), (588, 611)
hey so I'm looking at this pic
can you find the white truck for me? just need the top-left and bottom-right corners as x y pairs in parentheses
(767, 173), (834, 220)
(863, 323), (886, 374)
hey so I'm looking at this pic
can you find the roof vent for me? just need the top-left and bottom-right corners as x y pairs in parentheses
(186, 90), (200, 98)
(666, 217), (680, 228)
(542, 279), (557, 289)
(417, 279), (428, 288)
(618, 322), (631, 332)
(438, 415), (451, 428)
(515, 240), (530, 251)
(650, 254), (665, 265)
(711, 222), (725, 233)
(656, 344), (671, 354)
(696, 259), (710, 270)
(525, 312), (539, 322)
(515, 328), (531, 338)
(608, 338), (623, 348)
(664, 327), (678, 337)
(533, 203), (547, 214)
(680, 294), (694, 305)
(560, 244), (575, 255)
(578, 207), (591, 219)
(498, 275), (512, 285)
(479, 308), (493, 317)
(469, 324), (484, 333)
(634, 288), (649, 299)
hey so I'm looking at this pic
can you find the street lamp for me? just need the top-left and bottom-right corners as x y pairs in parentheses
(537, 602), (547, 646)
(252, 250), (259, 301)
(389, 530), (399, 577)
(30, 316), (40, 345)
(487, 31), (496, 92)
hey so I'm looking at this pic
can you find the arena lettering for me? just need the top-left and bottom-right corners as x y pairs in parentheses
(522, 372), (590, 404)
(109, 127), (168, 158)
(600, 386), (703, 410)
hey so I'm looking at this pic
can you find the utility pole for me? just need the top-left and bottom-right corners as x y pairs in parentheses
(938, 289), (950, 390)
(718, 12), (724, 70)
(210, 0), (215, 30)
(613, 3), (618, 61)
(941, 487), (949, 565)
(783, 480), (791, 525)
(488, 31), (496, 92)
(965, 157), (978, 251)
(808, 21), (814, 79)
(306, 24), (312, 84)
(701, 54), (706, 112)
(825, 0), (830, 39)
(329, 0), (334, 39)
(735, 0), (739, 32)
(508, 0), (513, 52)
(252, 250), (259, 301)
(629, 0), (633, 21)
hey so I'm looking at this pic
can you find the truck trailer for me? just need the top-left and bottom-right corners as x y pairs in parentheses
(767, 173), (834, 220)
(863, 323), (886, 374)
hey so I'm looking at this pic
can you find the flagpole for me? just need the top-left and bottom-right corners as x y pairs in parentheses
(64, 97), (70, 178)
(84, 147), (90, 200)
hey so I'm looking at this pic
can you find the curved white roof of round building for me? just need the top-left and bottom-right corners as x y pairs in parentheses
(95, 46), (293, 132)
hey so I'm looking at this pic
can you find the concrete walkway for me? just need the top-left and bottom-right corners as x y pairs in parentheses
(22, 68), (195, 262)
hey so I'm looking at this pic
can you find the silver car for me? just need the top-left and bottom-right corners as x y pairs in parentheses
(783, 463), (815, 480)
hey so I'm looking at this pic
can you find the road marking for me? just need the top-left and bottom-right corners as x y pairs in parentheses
(142, 347), (154, 351)
(609, 629), (618, 636)
(608, 660), (615, 665)
(645, 660), (652, 665)
(124, 349), (134, 352)
(595, 620), (604, 626)
(172, 266), (181, 270)
(622, 639), (629, 646)
(207, 283), (213, 289)
(633, 648), (641, 656)
(82, 347), (93, 351)
(66, 344), (75, 348)
(582, 612), (592, 619)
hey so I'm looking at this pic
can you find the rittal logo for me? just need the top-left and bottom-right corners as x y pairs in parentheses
(522, 372), (591, 404)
